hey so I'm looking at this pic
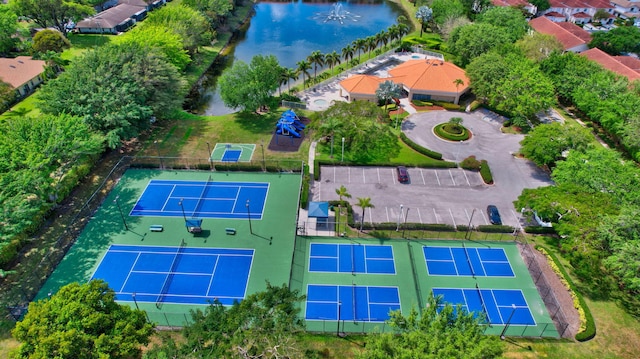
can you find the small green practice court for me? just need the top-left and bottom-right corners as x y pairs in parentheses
(38, 169), (302, 325)
(210, 143), (256, 162)
(291, 237), (558, 337)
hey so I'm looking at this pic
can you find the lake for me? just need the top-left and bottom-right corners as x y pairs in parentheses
(188, 0), (404, 115)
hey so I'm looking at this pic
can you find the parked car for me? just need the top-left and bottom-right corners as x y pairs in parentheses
(487, 205), (502, 225)
(397, 166), (409, 183)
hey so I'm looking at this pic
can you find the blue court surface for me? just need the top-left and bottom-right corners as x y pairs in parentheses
(305, 285), (401, 322)
(130, 180), (268, 219)
(222, 149), (242, 162)
(308, 243), (395, 274)
(91, 244), (254, 306)
(423, 246), (514, 277)
(432, 288), (535, 325)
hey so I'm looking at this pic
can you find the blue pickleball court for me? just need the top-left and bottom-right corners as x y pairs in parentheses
(308, 243), (395, 274)
(432, 287), (535, 326)
(305, 285), (401, 322)
(423, 246), (514, 277)
(91, 244), (254, 306)
(222, 149), (242, 162)
(129, 179), (268, 219)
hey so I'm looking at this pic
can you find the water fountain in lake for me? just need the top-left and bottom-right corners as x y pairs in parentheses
(313, 2), (361, 24)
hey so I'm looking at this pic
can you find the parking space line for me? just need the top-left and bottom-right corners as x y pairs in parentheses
(368, 208), (373, 223)
(385, 207), (390, 222)
(433, 208), (439, 223)
(480, 210), (489, 225)
(348, 167), (351, 183)
(417, 208), (423, 223)
(434, 170), (440, 186)
(333, 167), (336, 183)
(449, 209), (456, 227)
(361, 168), (365, 183)
(462, 169), (471, 186)
(377, 168), (381, 183)
(391, 168), (396, 184)
(511, 209), (520, 230)
(448, 169), (456, 186)
(420, 169), (426, 185)
(464, 208), (471, 223)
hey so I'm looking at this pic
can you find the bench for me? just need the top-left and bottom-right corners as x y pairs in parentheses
(150, 225), (164, 232)
(225, 228), (236, 235)
(188, 226), (202, 234)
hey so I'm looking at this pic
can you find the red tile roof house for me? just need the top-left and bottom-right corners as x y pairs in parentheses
(610, 0), (640, 26)
(0, 56), (46, 98)
(339, 59), (471, 105)
(529, 16), (591, 52)
(539, 0), (616, 24)
(580, 47), (640, 81)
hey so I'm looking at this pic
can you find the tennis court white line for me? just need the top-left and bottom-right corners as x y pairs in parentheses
(132, 270), (214, 276)
(119, 253), (141, 293)
(230, 187), (241, 214)
(160, 185), (177, 212)
(206, 256), (221, 296)
(448, 247), (460, 275)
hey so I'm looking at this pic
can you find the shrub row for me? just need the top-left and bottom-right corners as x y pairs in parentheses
(524, 226), (557, 235)
(432, 101), (462, 111)
(399, 132), (443, 160)
(300, 164), (310, 209)
(434, 124), (469, 141)
(480, 160), (493, 184)
(411, 99), (433, 107)
(460, 155), (481, 170)
(313, 160), (456, 181)
(476, 224), (515, 233)
(536, 246), (596, 341)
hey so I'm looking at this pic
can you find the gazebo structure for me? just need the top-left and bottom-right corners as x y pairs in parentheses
(308, 201), (329, 228)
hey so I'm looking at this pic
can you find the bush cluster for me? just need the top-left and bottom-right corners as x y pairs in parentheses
(476, 225), (515, 233)
(434, 123), (470, 141)
(432, 101), (462, 111)
(411, 99), (433, 107)
(460, 155), (481, 170)
(480, 160), (493, 184)
(399, 132), (443, 160)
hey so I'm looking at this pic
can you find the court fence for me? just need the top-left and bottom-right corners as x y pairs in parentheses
(516, 237), (571, 338)
(2, 156), (303, 322)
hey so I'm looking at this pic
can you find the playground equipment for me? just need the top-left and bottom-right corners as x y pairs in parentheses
(276, 109), (306, 138)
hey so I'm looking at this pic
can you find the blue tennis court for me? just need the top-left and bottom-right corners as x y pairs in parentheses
(130, 180), (268, 219)
(308, 243), (395, 274)
(432, 288), (535, 325)
(423, 246), (514, 277)
(305, 285), (401, 322)
(91, 244), (254, 306)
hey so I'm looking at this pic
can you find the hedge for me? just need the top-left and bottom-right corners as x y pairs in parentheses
(432, 101), (462, 111)
(433, 123), (470, 141)
(480, 160), (493, 184)
(399, 132), (443, 160)
(300, 164), (310, 209)
(536, 245), (596, 341)
(411, 99), (433, 107)
(476, 224), (515, 233)
(524, 226), (557, 235)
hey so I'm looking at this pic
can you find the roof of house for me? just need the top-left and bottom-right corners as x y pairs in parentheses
(387, 59), (470, 93)
(117, 0), (150, 7)
(610, 0), (637, 8)
(529, 16), (590, 50)
(76, 4), (143, 29)
(550, 0), (612, 9)
(614, 55), (640, 72)
(491, 0), (532, 7)
(339, 74), (386, 95)
(0, 56), (46, 88)
(556, 22), (592, 42)
(581, 47), (640, 81)
(572, 12), (592, 18)
(544, 11), (566, 17)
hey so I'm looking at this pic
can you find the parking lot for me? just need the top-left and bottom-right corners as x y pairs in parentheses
(311, 110), (554, 228)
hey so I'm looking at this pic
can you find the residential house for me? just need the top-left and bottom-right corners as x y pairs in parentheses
(580, 47), (640, 80)
(529, 16), (592, 52)
(539, 0), (616, 24)
(610, 0), (640, 26)
(339, 59), (470, 105)
(75, 0), (167, 34)
(0, 56), (46, 97)
(491, 0), (538, 15)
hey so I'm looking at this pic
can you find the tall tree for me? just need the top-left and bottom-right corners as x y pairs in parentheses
(448, 23), (511, 66)
(296, 59), (311, 88)
(430, 0), (465, 29)
(335, 185), (351, 204)
(415, 5), (433, 37)
(519, 122), (593, 168)
(117, 24), (191, 71)
(357, 294), (504, 359)
(32, 28), (70, 54)
(307, 50), (324, 80)
(325, 50), (340, 72)
(356, 197), (375, 230)
(12, 280), (154, 359)
(0, 79), (16, 113)
(589, 26), (640, 55)
(477, 6), (529, 42)
(375, 80), (402, 110)
(283, 67), (298, 93)
(353, 38), (367, 62)
(10, 0), (94, 36)
(219, 54), (281, 113)
(516, 33), (563, 63)
(0, 5), (18, 55)
(342, 43), (355, 63)
(145, 5), (213, 54)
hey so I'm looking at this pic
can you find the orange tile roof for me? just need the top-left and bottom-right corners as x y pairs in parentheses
(339, 75), (386, 94)
(0, 56), (46, 89)
(530, 17), (589, 50)
(581, 48), (640, 81)
(557, 22), (592, 42)
(614, 56), (640, 72)
(388, 59), (469, 93)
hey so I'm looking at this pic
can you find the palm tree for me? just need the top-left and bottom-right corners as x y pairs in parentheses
(376, 80), (402, 110)
(308, 50), (325, 80)
(356, 197), (375, 230)
(388, 25), (400, 44)
(342, 44), (355, 63)
(453, 78), (464, 91)
(284, 67), (298, 93)
(278, 66), (288, 96)
(366, 36), (377, 57)
(335, 185), (351, 205)
(376, 31), (387, 50)
(325, 51), (340, 73)
(415, 6), (433, 37)
(296, 59), (311, 89)
(353, 38), (367, 62)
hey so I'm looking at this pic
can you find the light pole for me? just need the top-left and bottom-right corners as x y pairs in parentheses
(154, 140), (163, 169)
(178, 198), (187, 222)
(341, 137), (345, 162)
(396, 204), (403, 231)
(337, 301), (342, 337)
(500, 304), (517, 340)
(261, 139), (266, 171)
(246, 200), (253, 234)
(402, 207), (410, 238)
(132, 292), (139, 310)
(113, 195), (128, 231)
(465, 208), (476, 240)
(206, 141), (213, 170)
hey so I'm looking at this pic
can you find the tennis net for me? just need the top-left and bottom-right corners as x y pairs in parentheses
(352, 283), (357, 323)
(462, 242), (475, 277)
(192, 175), (211, 217)
(156, 239), (186, 309)
(475, 283), (490, 324)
